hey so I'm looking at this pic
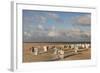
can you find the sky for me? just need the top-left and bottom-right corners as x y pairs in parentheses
(23, 10), (91, 42)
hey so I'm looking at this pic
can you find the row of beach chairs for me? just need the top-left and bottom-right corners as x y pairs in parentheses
(28, 44), (90, 60)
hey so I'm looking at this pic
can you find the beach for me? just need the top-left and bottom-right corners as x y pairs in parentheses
(23, 42), (91, 63)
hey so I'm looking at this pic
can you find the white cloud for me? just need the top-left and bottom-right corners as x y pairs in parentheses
(34, 15), (47, 24)
(37, 24), (44, 30)
(24, 31), (31, 37)
(47, 13), (59, 19)
(68, 29), (81, 36)
(78, 15), (91, 25)
(39, 16), (47, 24)
(24, 31), (32, 41)
(23, 11), (91, 42)
(48, 31), (60, 37)
(24, 29), (90, 42)
(72, 14), (91, 26)
(82, 31), (91, 37)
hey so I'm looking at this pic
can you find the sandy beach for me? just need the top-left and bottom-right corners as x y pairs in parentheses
(23, 42), (91, 63)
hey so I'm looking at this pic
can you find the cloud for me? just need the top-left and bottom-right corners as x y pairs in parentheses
(84, 31), (91, 37)
(24, 31), (31, 37)
(36, 16), (46, 24)
(23, 10), (91, 42)
(24, 31), (32, 41)
(67, 29), (90, 37)
(72, 14), (91, 26)
(45, 12), (63, 23)
(37, 24), (44, 30)
(48, 31), (61, 37)
(24, 28), (91, 42)
(23, 12), (48, 37)
(67, 29), (81, 35)
(46, 12), (59, 19)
